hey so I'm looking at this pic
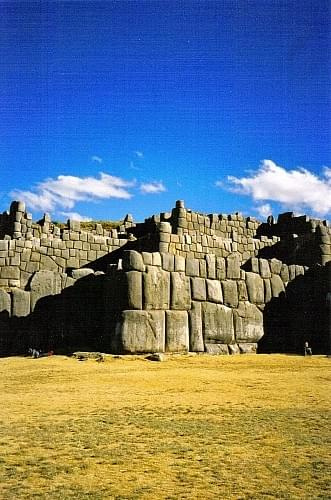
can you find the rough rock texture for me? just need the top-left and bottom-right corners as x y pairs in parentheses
(0, 199), (330, 355)
(165, 310), (189, 352)
(117, 310), (165, 353)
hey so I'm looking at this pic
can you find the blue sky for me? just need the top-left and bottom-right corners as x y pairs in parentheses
(1, 0), (330, 222)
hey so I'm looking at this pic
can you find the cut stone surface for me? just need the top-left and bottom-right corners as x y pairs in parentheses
(226, 253), (241, 279)
(259, 259), (271, 278)
(202, 302), (234, 344)
(122, 250), (145, 272)
(143, 266), (170, 309)
(206, 279), (223, 303)
(30, 270), (62, 311)
(12, 288), (30, 317)
(166, 310), (189, 352)
(117, 310), (165, 353)
(170, 272), (191, 310)
(205, 343), (229, 355)
(221, 280), (239, 308)
(238, 343), (257, 354)
(190, 277), (206, 301)
(126, 271), (142, 310)
(233, 302), (264, 343)
(189, 301), (204, 352)
(245, 272), (264, 304)
(0, 289), (11, 315)
(71, 268), (94, 279)
(185, 258), (200, 277)
(270, 274), (285, 297)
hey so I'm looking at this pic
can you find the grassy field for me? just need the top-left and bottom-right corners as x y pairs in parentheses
(0, 354), (330, 499)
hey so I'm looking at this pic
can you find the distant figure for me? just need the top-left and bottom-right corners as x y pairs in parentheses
(304, 342), (312, 356)
(28, 348), (40, 358)
(267, 215), (274, 225)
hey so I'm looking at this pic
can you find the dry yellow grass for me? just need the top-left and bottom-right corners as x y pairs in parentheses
(0, 354), (330, 499)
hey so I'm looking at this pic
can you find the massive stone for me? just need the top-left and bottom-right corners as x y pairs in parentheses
(143, 266), (170, 310)
(30, 270), (62, 311)
(126, 271), (142, 310)
(189, 301), (204, 352)
(206, 279), (223, 303)
(205, 343), (229, 354)
(226, 253), (241, 279)
(245, 272), (264, 304)
(171, 272), (191, 310)
(233, 302), (264, 343)
(0, 289), (11, 315)
(221, 280), (239, 308)
(11, 288), (30, 317)
(270, 274), (285, 298)
(206, 254), (216, 279)
(202, 302), (234, 344)
(259, 259), (271, 278)
(185, 258), (200, 277)
(116, 310), (165, 353)
(122, 250), (145, 272)
(166, 310), (189, 352)
(191, 277), (207, 301)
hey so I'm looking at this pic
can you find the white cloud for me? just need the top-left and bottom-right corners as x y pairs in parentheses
(140, 181), (166, 194)
(60, 211), (92, 222)
(11, 172), (134, 214)
(255, 203), (272, 218)
(134, 151), (144, 158)
(91, 155), (103, 164)
(222, 160), (331, 217)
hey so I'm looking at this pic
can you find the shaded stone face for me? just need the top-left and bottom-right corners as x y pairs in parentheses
(202, 302), (234, 345)
(0, 199), (330, 355)
(233, 302), (264, 343)
(117, 310), (165, 353)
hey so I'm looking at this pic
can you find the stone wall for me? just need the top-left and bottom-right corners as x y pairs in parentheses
(0, 200), (330, 356)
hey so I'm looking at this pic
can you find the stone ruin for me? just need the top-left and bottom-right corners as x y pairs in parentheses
(0, 199), (330, 356)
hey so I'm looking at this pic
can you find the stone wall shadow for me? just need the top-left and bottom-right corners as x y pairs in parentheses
(0, 274), (122, 357)
(259, 264), (330, 354)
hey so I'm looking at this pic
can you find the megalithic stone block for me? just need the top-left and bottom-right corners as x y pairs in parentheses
(206, 279), (223, 303)
(117, 310), (165, 353)
(233, 302), (264, 343)
(189, 301), (204, 352)
(143, 265), (170, 309)
(30, 270), (62, 311)
(0, 289), (11, 315)
(270, 274), (285, 298)
(205, 343), (229, 355)
(202, 302), (234, 345)
(191, 277), (206, 301)
(226, 253), (241, 279)
(165, 310), (189, 352)
(122, 250), (145, 272)
(245, 272), (264, 304)
(126, 271), (142, 310)
(221, 280), (239, 308)
(170, 272), (191, 310)
(11, 288), (30, 317)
